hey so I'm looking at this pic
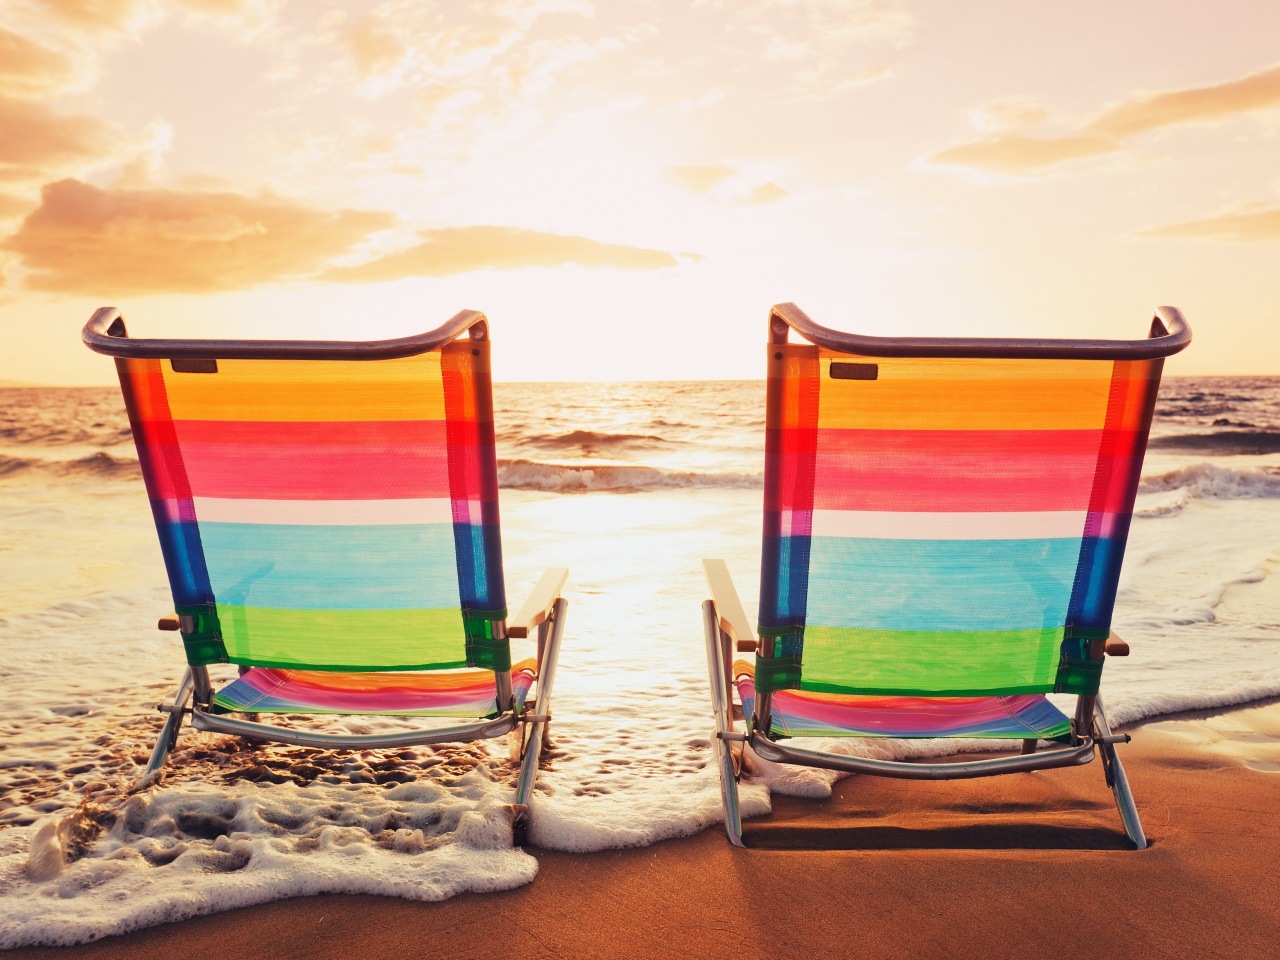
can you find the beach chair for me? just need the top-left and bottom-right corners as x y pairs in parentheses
(702, 302), (1191, 849)
(82, 307), (566, 836)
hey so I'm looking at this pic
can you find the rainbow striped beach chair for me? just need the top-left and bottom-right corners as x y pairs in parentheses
(83, 308), (567, 835)
(702, 302), (1191, 848)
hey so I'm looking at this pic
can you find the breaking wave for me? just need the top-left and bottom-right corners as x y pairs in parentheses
(1139, 462), (1280, 501)
(510, 429), (676, 455)
(1148, 431), (1280, 455)
(497, 458), (759, 492)
(0, 453), (140, 479)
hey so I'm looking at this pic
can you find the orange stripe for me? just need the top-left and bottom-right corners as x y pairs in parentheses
(159, 354), (446, 422)
(279, 658), (537, 694)
(815, 356), (1116, 430)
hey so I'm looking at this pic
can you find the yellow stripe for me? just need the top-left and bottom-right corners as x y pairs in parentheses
(161, 354), (446, 422)
(816, 356), (1114, 430)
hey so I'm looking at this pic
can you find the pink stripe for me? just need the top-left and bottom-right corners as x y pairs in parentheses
(134, 419), (453, 500)
(813, 429), (1113, 513)
(218, 665), (536, 716)
(735, 671), (1068, 738)
(140, 443), (451, 500)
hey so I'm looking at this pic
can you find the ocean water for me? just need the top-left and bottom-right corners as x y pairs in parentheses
(1, 377), (1279, 945)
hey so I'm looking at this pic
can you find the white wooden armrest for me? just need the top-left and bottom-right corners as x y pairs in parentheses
(702, 559), (757, 652)
(507, 567), (568, 638)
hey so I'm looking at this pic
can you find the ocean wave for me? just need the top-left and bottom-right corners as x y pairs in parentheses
(497, 458), (759, 492)
(0, 452), (140, 479)
(1138, 462), (1280, 501)
(513, 429), (676, 454)
(1148, 431), (1280, 455)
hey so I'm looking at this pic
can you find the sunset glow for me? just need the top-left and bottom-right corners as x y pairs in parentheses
(2, 0), (1278, 383)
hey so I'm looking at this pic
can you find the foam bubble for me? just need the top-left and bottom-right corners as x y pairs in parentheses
(0, 776), (537, 948)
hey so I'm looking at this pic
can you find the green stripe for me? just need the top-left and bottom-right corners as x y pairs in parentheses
(216, 605), (473, 671)
(798, 625), (1063, 696)
(177, 604), (226, 666)
(463, 616), (511, 672)
(797, 679), (1056, 697)
(754, 656), (803, 693)
(1055, 656), (1104, 695)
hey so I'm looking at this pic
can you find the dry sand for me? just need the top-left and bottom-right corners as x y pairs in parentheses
(9, 702), (1280, 960)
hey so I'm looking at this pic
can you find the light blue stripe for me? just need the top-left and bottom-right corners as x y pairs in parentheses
(805, 537), (1079, 631)
(199, 522), (462, 610)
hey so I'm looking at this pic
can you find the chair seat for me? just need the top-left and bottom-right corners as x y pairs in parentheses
(212, 658), (537, 719)
(733, 660), (1071, 742)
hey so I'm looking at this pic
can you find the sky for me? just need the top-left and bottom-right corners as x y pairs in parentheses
(1, 0), (1278, 384)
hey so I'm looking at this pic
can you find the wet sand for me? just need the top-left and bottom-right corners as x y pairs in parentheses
(9, 702), (1280, 960)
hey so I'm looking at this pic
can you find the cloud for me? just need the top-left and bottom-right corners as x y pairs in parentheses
(319, 226), (682, 282)
(0, 26), (80, 97)
(4, 179), (394, 295)
(36, 0), (272, 34)
(36, 0), (155, 34)
(717, 1), (909, 100)
(928, 62), (1280, 174)
(929, 134), (1115, 174)
(1085, 63), (1280, 139)
(1137, 204), (1280, 242)
(966, 95), (1050, 135)
(746, 181), (788, 205)
(0, 97), (120, 182)
(666, 164), (789, 205)
(345, 13), (408, 78)
(338, 0), (595, 90)
(666, 165), (735, 194)
(0, 194), (34, 221)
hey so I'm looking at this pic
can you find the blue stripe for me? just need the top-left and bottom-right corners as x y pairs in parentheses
(759, 529), (811, 634)
(805, 537), (1080, 631)
(152, 515), (214, 607)
(453, 514), (505, 613)
(199, 522), (462, 610)
(1068, 536), (1126, 632)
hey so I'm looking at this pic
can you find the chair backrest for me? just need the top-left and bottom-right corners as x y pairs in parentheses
(756, 305), (1189, 700)
(98, 314), (507, 674)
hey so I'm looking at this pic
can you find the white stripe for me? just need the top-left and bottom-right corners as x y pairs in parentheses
(193, 497), (455, 526)
(811, 509), (1087, 541)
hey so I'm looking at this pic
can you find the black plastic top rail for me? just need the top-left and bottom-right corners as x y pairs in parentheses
(82, 306), (489, 360)
(770, 302), (1192, 360)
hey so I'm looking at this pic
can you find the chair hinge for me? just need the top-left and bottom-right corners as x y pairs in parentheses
(716, 731), (749, 742)
(156, 703), (192, 715)
(1095, 733), (1131, 745)
(517, 714), (551, 724)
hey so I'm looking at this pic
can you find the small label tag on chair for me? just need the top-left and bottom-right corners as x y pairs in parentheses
(829, 362), (878, 380)
(171, 358), (218, 373)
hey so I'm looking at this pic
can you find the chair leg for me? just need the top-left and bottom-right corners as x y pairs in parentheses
(144, 668), (194, 778)
(1095, 697), (1147, 850)
(513, 597), (568, 845)
(702, 601), (744, 847)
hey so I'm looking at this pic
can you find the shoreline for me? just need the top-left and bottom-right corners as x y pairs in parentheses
(7, 700), (1279, 959)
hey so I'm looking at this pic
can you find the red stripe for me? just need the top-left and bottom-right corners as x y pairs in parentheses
(763, 350), (819, 516)
(171, 420), (448, 446)
(1081, 361), (1163, 539)
(811, 428), (1129, 512)
(120, 360), (194, 501)
(132, 419), (457, 500)
(442, 342), (499, 504)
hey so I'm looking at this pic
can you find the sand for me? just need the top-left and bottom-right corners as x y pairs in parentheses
(7, 702), (1280, 960)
